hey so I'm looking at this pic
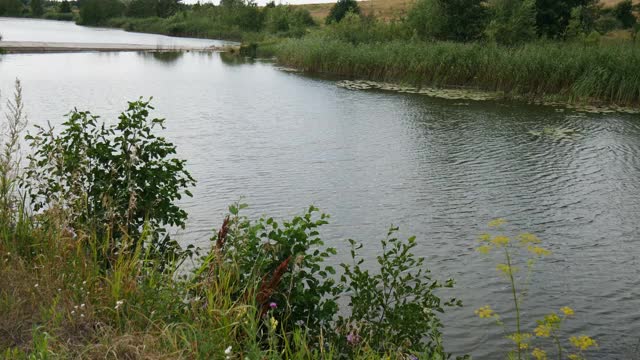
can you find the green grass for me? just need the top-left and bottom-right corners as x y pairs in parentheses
(106, 16), (252, 41)
(271, 37), (640, 105)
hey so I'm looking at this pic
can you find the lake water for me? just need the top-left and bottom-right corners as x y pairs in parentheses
(2, 18), (640, 359)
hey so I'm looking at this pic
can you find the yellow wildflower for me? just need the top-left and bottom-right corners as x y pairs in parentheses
(544, 313), (561, 324)
(518, 233), (541, 245)
(491, 235), (510, 247)
(528, 245), (551, 256)
(532, 348), (547, 360)
(560, 306), (574, 316)
(488, 218), (507, 227)
(478, 233), (492, 242)
(475, 305), (495, 319)
(496, 263), (518, 276)
(570, 335), (597, 351)
(270, 317), (278, 331)
(506, 333), (532, 350)
(568, 354), (583, 360)
(534, 324), (551, 337)
(476, 245), (492, 254)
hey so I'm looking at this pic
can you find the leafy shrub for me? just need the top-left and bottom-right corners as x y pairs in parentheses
(407, 0), (488, 42)
(42, 11), (76, 21)
(196, 205), (339, 339)
(534, 0), (598, 39)
(264, 5), (315, 37)
(566, 5), (596, 38)
(78, 0), (125, 25)
(485, 0), (537, 45)
(30, 0), (43, 17)
(614, 0), (636, 29)
(326, 0), (360, 24)
(24, 99), (195, 264)
(594, 14), (623, 34)
(0, 0), (24, 16)
(59, 0), (71, 13)
(337, 227), (463, 358)
(193, 204), (464, 358)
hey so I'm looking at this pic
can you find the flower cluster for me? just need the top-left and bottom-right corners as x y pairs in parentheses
(474, 220), (597, 360)
(474, 305), (497, 319)
(570, 335), (597, 351)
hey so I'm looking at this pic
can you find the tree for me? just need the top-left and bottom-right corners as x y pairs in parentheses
(79, 0), (124, 25)
(535, 0), (597, 38)
(407, 0), (488, 41)
(0, 0), (24, 16)
(566, 4), (599, 38)
(30, 0), (43, 16)
(485, 0), (537, 45)
(613, 0), (636, 29)
(325, 0), (360, 24)
(59, 0), (71, 13)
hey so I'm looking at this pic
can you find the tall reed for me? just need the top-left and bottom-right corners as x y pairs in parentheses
(273, 37), (640, 105)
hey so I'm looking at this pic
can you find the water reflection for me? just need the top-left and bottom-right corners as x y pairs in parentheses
(219, 52), (255, 66)
(138, 51), (185, 65)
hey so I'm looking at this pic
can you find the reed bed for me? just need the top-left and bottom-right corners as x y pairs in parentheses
(273, 38), (640, 105)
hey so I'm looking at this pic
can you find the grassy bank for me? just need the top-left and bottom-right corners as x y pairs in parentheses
(106, 15), (252, 42)
(269, 37), (640, 106)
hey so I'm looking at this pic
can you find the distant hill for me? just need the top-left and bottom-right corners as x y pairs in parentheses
(295, 0), (639, 23)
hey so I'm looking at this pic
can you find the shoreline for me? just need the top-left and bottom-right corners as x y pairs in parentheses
(0, 40), (239, 53)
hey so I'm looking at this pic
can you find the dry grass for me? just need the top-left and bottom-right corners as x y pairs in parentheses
(295, 0), (416, 22)
(294, 0), (639, 23)
(601, 0), (640, 7)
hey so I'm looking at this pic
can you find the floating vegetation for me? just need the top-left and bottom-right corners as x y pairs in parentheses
(274, 66), (303, 73)
(530, 99), (640, 115)
(528, 126), (578, 141)
(336, 80), (503, 101)
(336, 80), (640, 115)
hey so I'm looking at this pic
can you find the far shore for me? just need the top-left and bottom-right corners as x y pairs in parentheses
(0, 40), (239, 53)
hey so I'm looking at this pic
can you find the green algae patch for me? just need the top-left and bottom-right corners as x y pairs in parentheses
(336, 80), (504, 101)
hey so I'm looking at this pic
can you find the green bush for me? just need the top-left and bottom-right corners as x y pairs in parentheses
(594, 14), (623, 34)
(30, 0), (43, 17)
(24, 99), (195, 265)
(407, 0), (488, 42)
(337, 228), (463, 357)
(264, 5), (315, 37)
(0, 0), (24, 16)
(194, 204), (464, 358)
(613, 0), (637, 29)
(325, 0), (360, 24)
(315, 13), (411, 45)
(485, 0), (537, 45)
(78, 0), (125, 25)
(59, 0), (71, 13)
(535, 0), (598, 39)
(42, 11), (76, 21)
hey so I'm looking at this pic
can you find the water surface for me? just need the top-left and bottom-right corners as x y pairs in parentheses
(1, 19), (640, 359)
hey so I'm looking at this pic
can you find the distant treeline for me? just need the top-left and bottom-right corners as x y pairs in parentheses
(2, 0), (638, 43)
